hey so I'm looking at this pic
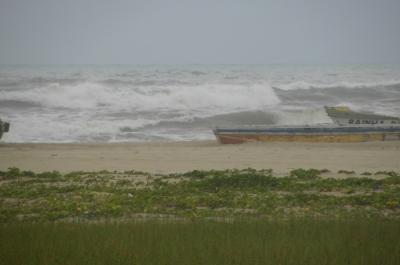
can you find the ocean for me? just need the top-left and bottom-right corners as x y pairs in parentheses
(1, 64), (400, 143)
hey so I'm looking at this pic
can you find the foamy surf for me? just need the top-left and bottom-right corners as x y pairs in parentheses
(1, 64), (399, 143)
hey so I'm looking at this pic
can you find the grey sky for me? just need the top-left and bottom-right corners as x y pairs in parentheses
(1, 0), (399, 65)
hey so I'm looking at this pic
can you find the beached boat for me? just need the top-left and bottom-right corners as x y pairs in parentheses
(0, 118), (10, 140)
(324, 106), (400, 126)
(212, 124), (400, 144)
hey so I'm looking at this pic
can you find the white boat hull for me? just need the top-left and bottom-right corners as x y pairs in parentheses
(328, 115), (400, 126)
(324, 106), (400, 126)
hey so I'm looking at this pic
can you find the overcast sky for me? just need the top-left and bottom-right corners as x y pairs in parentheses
(1, 0), (399, 65)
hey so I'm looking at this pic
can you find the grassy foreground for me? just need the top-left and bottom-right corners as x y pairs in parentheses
(1, 218), (400, 265)
(1, 167), (399, 221)
(1, 168), (400, 264)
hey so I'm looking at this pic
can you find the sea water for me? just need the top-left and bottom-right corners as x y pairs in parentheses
(1, 64), (399, 143)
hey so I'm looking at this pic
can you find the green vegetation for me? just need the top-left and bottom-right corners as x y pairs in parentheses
(1, 167), (399, 222)
(1, 167), (400, 264)
(1, 218), (399, 265)
(337, 170), (355, 175)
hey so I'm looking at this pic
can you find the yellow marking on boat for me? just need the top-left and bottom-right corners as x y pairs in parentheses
(329, 106), (350, 111)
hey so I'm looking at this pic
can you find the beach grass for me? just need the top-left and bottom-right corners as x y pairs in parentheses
(1, 167), (400, 264)
(0, 168), (400, 223)
(1, 167), (400, 222)
(1, 218), (399, 265)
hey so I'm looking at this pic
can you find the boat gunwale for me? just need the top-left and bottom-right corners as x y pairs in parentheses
(324, 106), (400, 120)
(326, 113), (400, 120)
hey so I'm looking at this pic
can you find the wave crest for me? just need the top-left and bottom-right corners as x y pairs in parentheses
(0, 82), (281, 110)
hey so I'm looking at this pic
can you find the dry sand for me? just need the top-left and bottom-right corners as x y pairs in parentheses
(1, 140), (399, 175)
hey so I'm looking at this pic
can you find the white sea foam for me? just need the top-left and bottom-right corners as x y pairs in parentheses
(1, 64), (400, 143)
(0, 82), (280, 111)
(9, 121), (143, 143)
(273, 108), (333, 125)
(0, 83), (112, 109)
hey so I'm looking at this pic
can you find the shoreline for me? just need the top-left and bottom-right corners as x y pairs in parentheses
(1, 140), (399, 176)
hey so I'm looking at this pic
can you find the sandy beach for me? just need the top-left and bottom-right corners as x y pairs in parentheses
(1, 140), (399, 176)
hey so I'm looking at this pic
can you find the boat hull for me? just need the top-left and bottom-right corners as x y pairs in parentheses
(0, 118), (10, 140)
(213, 125), (400, 144)
(324, 106), (400, 126)
(328, 116), (400, 126)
